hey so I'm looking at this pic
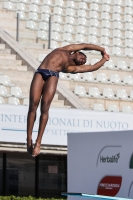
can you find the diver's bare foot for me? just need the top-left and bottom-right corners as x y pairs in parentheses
(27, 139), (33, 156)
(32, 141), (41, 157)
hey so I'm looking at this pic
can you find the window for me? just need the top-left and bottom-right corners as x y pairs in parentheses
(7, 153), (35, 196)
(38, 155), (67, 198)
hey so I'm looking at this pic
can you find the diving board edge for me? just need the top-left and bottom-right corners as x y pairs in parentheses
(61, 193), (133, 200)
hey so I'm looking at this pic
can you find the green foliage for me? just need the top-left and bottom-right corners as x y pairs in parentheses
(0, 196), (65, 200)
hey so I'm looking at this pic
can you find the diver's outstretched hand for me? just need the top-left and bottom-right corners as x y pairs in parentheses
(103, 53), (110, 61)
(101, 48), (110, 61)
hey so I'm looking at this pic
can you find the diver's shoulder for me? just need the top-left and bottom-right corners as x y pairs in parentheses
(52, 48), (70, 54)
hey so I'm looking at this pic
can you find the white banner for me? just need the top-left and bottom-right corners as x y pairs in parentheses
(68, 131), (133, 199)
(0, 105), (133, 145)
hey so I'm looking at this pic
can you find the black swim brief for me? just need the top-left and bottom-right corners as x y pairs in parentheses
(35, 68), (59, 81)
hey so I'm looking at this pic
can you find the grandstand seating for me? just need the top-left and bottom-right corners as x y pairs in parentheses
(122, 105), (133, 113)
(74, 85), (86, 97)
(109, 74), (121, 84)
(8, 97), (20, 105)
(88, 87), (100, 98)
(10, 86), (26, 98)
(0, 74), (15, 86)
(0, 96), (5, 104)
(2, 0), (133, 53)
(23, 98), (29, 106)
(0, 85), (11, 97)
(82, 72), (95, 82)
(108, 104), (119, 112)
(0, 0), (133, 113)
(103, 88), (115, 99)
(93, 103), (105, 112)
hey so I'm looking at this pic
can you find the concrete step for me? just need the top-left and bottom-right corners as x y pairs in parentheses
(12, 80), (32, 87)
(64, 105), (71, 108)
(0, 70), (33, 79)
(6, 29), (37, 43)
(0, 65), (27, 71)
(51, 100), (65, 107)
(59, 80), (70, 89)
(8, 89), (59, 100)
(60, 79), (133, 93)
(37, 40), (48, 47)
(53, 93), (58, 101)
(27, 49), (49, 58)
(0, 18), (26, 29)
(0, 10), (14, 19)
(0, 54), (16, 60)
(2, 97), (71, 107)
(0, 49), (11, 54)
(17, 87), (59, 97)
(8, 33), (37, 44)
(24, 47), (51, 59)
(81, 97), (133, 110)
(27, 48), (51, 54)
(51, 101), (71, 108)
(99, 69), (132, 78)
(19, 37), (37, 44)
(2, 96), (132, 110)
(38, 38), (48, 44)
(8, 31), (36, 40)
(17, 92), (60, 101)
(0, 59), (22, 65)
(0, 44), (5, 50)
(20, 42), (44, 49)
(2, 24), (37, 34)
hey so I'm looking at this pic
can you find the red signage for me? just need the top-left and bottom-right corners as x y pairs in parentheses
(97, 176), (122, 196)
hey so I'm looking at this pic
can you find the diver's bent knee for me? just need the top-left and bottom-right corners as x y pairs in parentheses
(29, 101), (38, 112)
(41, 102), (50, 114)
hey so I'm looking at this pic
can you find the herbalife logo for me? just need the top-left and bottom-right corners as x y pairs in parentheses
(96, 146), (122, 166)
(100, 153), (120, 163)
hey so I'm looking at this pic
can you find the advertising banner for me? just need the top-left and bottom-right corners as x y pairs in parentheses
(68, 131), (133, 199)
(0, 105), (133, 145)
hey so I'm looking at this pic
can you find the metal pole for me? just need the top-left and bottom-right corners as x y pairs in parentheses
(48, 15), (51, 49)
(2, 153), (6, 196)
(35, 156), (39, 198)
(16, 13), (19, 42)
